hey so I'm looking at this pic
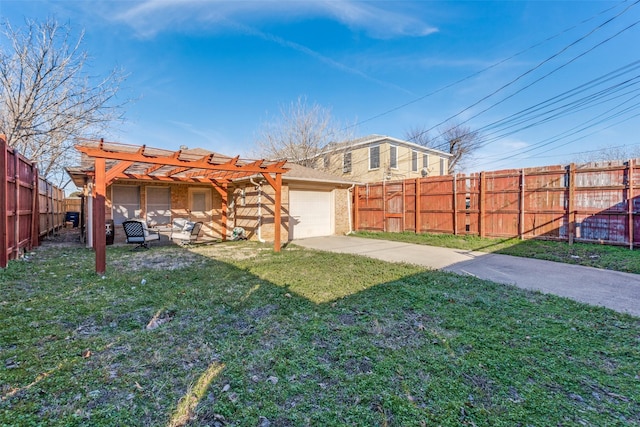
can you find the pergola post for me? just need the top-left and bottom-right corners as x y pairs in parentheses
(93, 157), (106, 274)
(212, 184), (228, 241)
(261, 172), (282, 252)
(274, 173), (282, 252)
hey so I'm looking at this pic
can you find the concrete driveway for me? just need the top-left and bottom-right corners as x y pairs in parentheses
(294, 235), (640, 317)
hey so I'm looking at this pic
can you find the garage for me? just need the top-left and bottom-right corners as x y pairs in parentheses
(289, 189), (333, 239)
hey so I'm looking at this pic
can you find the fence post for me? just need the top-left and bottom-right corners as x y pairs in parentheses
(628, 159), (634, 250)
(519, 169), (525, 240)
(353, 185), (359, 232)
(30, 165), (39, 248)
(14, 148), (20, 259)
(0, 135), (7, 268)
(479, 171), (486, 238)
(402, 179), (406, 232)
(568, 163), (576, 245)
(382, 180), (386, 232)
(415, 178), (421, 234)
(453, 174), (458, 235)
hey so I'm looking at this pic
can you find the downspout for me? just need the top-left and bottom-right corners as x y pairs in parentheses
(249, 177), (266, 243)
(346, 183), (355, 235)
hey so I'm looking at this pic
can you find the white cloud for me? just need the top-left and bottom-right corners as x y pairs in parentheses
(106, 0), (438, 39)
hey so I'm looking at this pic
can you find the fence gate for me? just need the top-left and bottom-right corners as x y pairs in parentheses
(384, 181), (404, 232)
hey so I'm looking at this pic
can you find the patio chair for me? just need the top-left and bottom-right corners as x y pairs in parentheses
(122, 220), (161, 249)
(170, 221), (203, 245)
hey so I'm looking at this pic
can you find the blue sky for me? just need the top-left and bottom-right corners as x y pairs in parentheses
(2, 0), (639, 172)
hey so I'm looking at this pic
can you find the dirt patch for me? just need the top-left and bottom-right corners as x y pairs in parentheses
(111, 248), (206, 271)
(39, 227), (84, 248)
(193, 244), (272, 261)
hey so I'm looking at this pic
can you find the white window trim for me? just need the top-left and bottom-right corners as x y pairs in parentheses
(411, 150), (418, 172)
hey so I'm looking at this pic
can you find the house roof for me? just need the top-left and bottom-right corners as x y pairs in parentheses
(321, 134), (452, 158)
(232, 162), (358, 187)
(285, 163), (356, 184)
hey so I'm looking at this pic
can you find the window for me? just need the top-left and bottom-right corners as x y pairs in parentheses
(112, 185), (140, 225)
(411, 150), (418, 172)
(422, 153), (429, 169)
(440, 158), (447, 175)
(146, 187), (171, 226)
(369, 145), (380, 170)
(343, 152), (352, 173)
(389, 145), (398, 169)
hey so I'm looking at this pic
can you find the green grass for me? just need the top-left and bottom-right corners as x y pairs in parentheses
(353, 231), (640, 274)
(1, 242), (639, 426)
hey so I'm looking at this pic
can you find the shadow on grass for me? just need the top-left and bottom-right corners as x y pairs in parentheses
(1, 242), (639, 426)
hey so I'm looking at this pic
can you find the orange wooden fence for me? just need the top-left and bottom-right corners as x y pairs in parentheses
(354, 160), (639, 248)
(1, 135), (65, 267)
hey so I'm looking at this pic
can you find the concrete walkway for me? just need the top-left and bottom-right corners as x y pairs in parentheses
(294, 236), (640, 317)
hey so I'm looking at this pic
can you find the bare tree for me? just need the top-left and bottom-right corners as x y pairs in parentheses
(405, 125), (434, 148)
(254, 97), (351, 168)
(406, 122), (481, 174)
(573, 144), (640, 164)
(0, 18), (127, 184)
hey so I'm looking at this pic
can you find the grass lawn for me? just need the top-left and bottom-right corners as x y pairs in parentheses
(1, 241), (639, 426)
(353, 231), (640, 274)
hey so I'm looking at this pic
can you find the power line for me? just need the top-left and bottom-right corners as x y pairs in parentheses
(341, 0), (631, 133)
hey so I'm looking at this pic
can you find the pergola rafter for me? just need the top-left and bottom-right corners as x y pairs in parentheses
(74, 139), (288, 274)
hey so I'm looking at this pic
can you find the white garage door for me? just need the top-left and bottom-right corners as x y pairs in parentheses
(289, 190), (333, 239)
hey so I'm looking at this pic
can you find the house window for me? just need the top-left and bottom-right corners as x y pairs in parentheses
(369, 145), (380, 170)
(146, 187), (171, 226)
(411, 150), (418, 172)
(440, 158), (447, 175)
(422, 153), (429, 169)
(389, 145), (397, 169)
(343, 152), (352, 174)
(112, 185), (140, 225)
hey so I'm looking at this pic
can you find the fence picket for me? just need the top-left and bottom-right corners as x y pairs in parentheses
(354, 161), (639, 248)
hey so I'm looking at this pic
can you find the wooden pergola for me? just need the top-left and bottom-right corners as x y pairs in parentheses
(75, 139), (288, 274)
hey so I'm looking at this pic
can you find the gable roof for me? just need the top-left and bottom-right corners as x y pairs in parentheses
(321, 134), (452, 158)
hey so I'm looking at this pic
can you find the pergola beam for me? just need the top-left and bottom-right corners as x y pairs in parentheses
(76, 145), (288, 175)
(106, 161), (134, 185)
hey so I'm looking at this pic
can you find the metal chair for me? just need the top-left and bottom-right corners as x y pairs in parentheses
(122, 220), (161, 249)
(170, 221), (203, 245)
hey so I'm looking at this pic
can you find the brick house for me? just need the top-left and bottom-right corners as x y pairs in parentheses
(67, 142), (356, 246)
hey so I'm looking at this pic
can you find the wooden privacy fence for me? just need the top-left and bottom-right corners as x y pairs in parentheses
(1, 135), (65, 267)
(354, 160), (639, 248)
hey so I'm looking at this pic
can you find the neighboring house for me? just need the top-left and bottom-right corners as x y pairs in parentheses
(315, 134), (452, 183)
(66, 143), (355, 245)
